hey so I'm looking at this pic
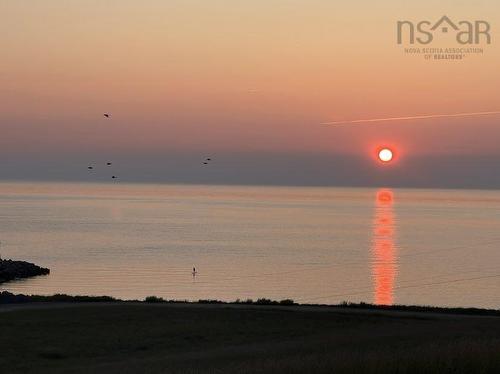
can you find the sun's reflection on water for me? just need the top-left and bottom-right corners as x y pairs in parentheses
(372, 189), (398, 305)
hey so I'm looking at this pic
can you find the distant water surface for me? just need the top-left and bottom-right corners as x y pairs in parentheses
(0, 182), (499, 308)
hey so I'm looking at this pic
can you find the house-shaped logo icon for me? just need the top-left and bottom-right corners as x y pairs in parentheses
(430, 15), (459, 33)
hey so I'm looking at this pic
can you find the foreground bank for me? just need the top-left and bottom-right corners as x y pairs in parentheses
(0, 300), (499, 373)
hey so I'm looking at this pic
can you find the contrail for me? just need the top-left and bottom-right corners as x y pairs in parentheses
(321, 110), (500, 126)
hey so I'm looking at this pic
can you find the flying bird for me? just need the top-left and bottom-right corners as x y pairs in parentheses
(321, 110), (500, 126)
(103, 113), (111, 118)
(106, 162), (112, 166)
(88, 166), (94, 170)
(111, 176), (117, 179)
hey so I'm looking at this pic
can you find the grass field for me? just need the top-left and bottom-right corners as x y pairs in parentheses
(0, 302), (499, 373)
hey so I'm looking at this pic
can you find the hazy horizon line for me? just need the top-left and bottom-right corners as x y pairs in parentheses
(0, 177), (498, 192)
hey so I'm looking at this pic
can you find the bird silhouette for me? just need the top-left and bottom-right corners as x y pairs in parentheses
(103, 113), (111, 118)
(107, 162), (112, 166)
(111, 176), (117, 179)
(88, 166), (94, 170)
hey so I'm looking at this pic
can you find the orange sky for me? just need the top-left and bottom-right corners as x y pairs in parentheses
(1, 1), (499, 186)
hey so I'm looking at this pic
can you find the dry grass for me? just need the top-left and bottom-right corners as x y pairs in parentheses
(0, 303), (499, 373)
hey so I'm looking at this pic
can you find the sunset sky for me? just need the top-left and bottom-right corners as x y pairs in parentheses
(1, 0), (499, 188)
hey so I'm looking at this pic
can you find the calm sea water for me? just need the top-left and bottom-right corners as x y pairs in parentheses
(0, 182), (499, 308)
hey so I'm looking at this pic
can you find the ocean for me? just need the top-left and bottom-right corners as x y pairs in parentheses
(0, 182), (499, 308)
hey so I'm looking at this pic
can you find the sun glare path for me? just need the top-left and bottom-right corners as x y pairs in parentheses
(372, 189), (398, 305)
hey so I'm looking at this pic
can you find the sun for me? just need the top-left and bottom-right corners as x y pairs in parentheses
(378, 148), (393, 163)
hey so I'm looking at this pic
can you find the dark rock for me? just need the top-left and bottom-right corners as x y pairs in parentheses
(0, 259), (50, 284)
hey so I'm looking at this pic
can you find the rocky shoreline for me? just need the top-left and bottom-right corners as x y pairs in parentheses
(0, 259), (50, 284)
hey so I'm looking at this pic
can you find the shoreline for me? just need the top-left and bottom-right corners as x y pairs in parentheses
(1, 291), (498, 317)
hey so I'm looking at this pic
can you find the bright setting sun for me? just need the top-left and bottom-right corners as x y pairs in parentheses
(378, 148), (394, 163)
